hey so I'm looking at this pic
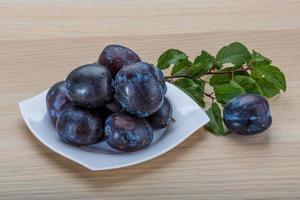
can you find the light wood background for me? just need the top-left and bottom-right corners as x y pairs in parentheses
(1, 0), (300, 199)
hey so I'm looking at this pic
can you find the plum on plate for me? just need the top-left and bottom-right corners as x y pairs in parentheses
(114, 62), (164, 117)
(223, 94), (272, 135)
(146, 98), (173, 129)
(151, 64), (167, 94)
(56, 106), (104, 146)
(104, 113), (153, 152)
(98, 44), (141, 77)
(46, 81), (70, 123)
(65, 63), (113, 108)
(105, 98), (123, 114)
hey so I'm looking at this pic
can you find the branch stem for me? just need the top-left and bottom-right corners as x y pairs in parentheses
(164, 75), (190, 79)
(204, 92), (216, 102)
(164, 66), (252, 79)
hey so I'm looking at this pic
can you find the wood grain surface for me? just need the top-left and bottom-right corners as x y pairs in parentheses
(1, 0), (300, 199)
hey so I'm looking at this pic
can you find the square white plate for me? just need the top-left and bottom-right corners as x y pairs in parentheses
(19, 82), (209, 171)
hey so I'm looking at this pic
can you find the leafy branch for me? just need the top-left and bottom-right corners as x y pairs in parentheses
(157, 42), (287, 136)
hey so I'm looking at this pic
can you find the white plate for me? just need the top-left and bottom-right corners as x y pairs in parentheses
(19, 82), (209, 171)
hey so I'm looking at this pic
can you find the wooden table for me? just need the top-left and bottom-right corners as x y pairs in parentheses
(1, 1), (300, 199)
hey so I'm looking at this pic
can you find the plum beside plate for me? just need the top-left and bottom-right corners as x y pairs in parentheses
(19, 82), (209, 171)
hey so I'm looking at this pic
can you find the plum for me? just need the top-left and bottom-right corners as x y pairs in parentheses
(98, 44), (141, 76)
(104, 113), (153, 152)
(65, 63), (113, 108)
(105, 98), (123, 114)
(114, 62), (164, 117)
(223, 94), (272, 135)
(151, 64), (167, 94)
(56, 106), (104, 146)
(146, 98), (173, 129)
(46, 81), (70, 123)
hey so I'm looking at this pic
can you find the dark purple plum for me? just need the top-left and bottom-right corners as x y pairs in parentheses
(99, 98), (123, 126)
(223, 94), (272, 135)
(56, 106), (104, 146)
(105, 98), (123, 114)
(98, 44), (141, 76)
(146, 98), (173, 129)
(65, 63), (113, 108)
(114, 62), (164, 117)
(46, 81), (70, 123)
(104, 113), (153, 152)
(151, 64), (167, 94)
(94, 106), (110, 131)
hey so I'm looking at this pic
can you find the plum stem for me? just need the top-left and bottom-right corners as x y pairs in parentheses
(170, 117), (176, 123)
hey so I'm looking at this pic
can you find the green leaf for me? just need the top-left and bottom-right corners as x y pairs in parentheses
(175, 78), (205, 107)
(214, 81), (246, 104)
(171, 58), (193, 75)
(189, 50), (214, 77)
(209, 74), (231, 87)
(251, 50), (272, 65)
(158, 49), (187, 69)
(252, 78), (280, 98)
(233, 75), (263, 95)
(215, 42), (251, 68)
(252, 64), (286, 91)
(209, 66), (249, 87)
(229, 79), (246, 92)
(194, 50), (214, 64)
(204, 103), (228, 136)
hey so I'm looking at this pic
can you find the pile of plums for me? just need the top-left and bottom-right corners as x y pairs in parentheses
(46, 45), (172, 152)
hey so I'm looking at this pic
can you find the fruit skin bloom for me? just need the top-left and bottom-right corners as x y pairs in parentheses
(114, 62), (165, 117)
(46, 81), (70, 124)
(146, 98), (173, 129)
(56, 106), (104, 146)
(98, 44), (141, 77)
(223, 94), (272, 135)
(65, 63), (113, 108)
(104, 113), (153, 152)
